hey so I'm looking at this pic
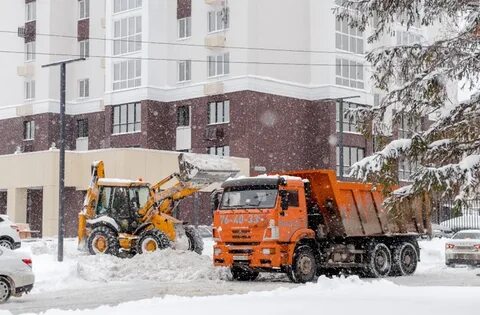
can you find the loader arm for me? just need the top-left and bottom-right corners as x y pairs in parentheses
(78, 160), (105, 248)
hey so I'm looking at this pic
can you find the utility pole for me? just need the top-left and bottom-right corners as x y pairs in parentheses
(334, 96), (360, 181)
(42, 58), (85, 262)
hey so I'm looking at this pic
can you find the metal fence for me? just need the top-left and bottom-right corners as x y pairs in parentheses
(431, 199), (480, 232)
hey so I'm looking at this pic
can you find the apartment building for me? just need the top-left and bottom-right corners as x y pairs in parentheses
(0, 0), (454, 235)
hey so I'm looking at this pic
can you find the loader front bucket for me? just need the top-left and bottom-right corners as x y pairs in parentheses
(178, 153), (239, 185)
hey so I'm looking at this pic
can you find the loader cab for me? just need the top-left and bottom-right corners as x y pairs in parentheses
(95, 180), (150, 233)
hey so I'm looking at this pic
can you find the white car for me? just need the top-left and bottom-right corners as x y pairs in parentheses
(0, 215), (21, 249)
(0, 247), (34, 303)
(445, 229), (480, 267)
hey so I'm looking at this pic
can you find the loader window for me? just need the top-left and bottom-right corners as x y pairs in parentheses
(128, 187), (149, 211)
(96, 186), (113, 216)
(220, 186), (278, 209)
(111, 187), (130, 218)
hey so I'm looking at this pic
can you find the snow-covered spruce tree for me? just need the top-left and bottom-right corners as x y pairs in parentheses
(336, 1), (480, 208)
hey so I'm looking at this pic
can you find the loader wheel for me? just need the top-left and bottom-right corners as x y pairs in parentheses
(391, 242), (418, 276)
(287, 245), (317, 283)
(364, 242), (392, 278)
(136, 229), (170, 254)
(184, 225), (204, 255)
(87, 226), (120, 255)
(231, 267), (259, 281)
(0, 278), (12, 304)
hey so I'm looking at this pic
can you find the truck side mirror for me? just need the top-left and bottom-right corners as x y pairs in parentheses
(280, 190), (289, 211)
(210, 190), (222, 212)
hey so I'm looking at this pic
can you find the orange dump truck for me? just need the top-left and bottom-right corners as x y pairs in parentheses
(212, 170), (431, 283)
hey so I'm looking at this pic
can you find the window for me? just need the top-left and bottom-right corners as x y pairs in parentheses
(208, 100), (230, 124)
(177, 106), (190, 127)
(287, 190), (299, 207)
(336, 102), (360, 133)
(79, 40), (89, 58)
(24, 121), (35, 140)
(396, 30), (422, 45)
(335, 18), (364, 54)
(113, 16), (142, 55)
(398, 158), (418, 182)
(25, 2), (36, 22)
(208, 7), (229, 33)
(77, 119), (89, 138)
(398, 115), (421, 139)
(208, 53), (230, 77)
(336, 146), (365, 176)
(178, 17), (191, 39)
(79, 0), (90, 19)
(25, 41), (35, 61)
(336, 58), (364, 89)
(208, 145), (230, 157)
(113, 59), (141, 90)
(178, 60), (191, 82)
(114, 0), (142, 13)
(24, 80), (35, 100)
(112, 102), (141, 134)
(79, 79), (89, 98)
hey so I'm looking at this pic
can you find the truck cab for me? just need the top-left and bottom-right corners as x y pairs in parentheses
(213, 175), (317, 281)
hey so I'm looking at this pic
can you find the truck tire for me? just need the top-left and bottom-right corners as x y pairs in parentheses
(287, 245), (317, 283)
(391, 242), (418, 276)
(184, 225), (204, 255)
(136, 229), (170, 254)
(365, 242), (392, 278)
(231, 266), (259, 281)
(0, 278), (11, 304)
(87, 226), (120, 255)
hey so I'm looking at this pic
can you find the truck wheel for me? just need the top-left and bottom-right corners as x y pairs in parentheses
(136, 229), (170, 254)
(231, 267), (259, 281)
(0, 278), (12, 304)
(365, 242), (392, 278)
(87, 226), (120, 255)
(287, 245), (317, 283)
(0, 239), (13, 250)
(184, 225), (204, 255)
(445, 260), (455, 268)
(391, 242), (418, 276)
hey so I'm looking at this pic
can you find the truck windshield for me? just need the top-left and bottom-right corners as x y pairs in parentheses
(220, 187), (278, 209)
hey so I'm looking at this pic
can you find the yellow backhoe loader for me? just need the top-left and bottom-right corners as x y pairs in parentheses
(78, 153), (238, 256)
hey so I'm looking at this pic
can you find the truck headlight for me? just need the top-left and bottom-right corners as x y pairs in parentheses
(214, 248), (222, 256)
(262, 248), (275, 255)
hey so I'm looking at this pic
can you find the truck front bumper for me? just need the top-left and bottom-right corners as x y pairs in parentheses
(213, 242), (291, 269)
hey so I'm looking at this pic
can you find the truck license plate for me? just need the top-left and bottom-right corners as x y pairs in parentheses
(233, 255), (249, 261)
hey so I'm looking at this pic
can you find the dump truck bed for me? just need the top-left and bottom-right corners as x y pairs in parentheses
(285, 170), (431, 238)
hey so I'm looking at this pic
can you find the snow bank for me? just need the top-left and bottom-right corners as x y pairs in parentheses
(76, 248), (229, 283)
(8, 275), (480, 315)
(20, 238), (228, 294)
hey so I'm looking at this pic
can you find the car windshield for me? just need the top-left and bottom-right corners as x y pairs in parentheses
(452, 232), (480, 239)
(220, 187), (278, 209)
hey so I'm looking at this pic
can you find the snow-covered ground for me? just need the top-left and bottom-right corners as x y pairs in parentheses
(1, 238), (479, 315)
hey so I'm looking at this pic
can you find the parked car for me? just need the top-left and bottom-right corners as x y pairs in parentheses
(0, 247), (34, 303)
(0, 215), (21, 249)
(445, 229), (480, 267)
(431, 224), (454, 238)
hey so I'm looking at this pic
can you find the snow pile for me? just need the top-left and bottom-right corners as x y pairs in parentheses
(19, 238), (228, 294)
(76, 248), (230, 283)
(7, 275), (480, 315)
